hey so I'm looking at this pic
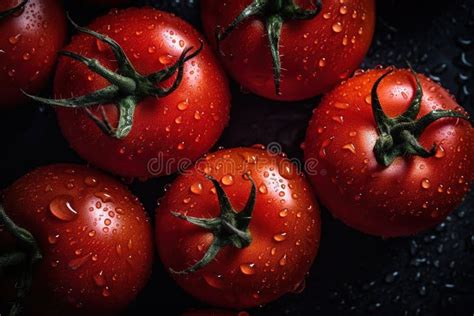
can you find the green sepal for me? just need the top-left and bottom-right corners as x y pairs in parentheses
(215, 0), (322, 95)
(372, 67), (471, 167)
(170, 174), (257, 275)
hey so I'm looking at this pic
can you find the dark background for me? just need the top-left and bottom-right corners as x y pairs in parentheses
(1, 0), (473, 315)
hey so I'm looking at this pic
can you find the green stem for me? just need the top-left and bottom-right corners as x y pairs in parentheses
(0, 204), (42, 316)
(371, 68), (472, 167)
(215, 0), (321, 96)
(24, 16), (203, 139)
(170, 175), (256, 275)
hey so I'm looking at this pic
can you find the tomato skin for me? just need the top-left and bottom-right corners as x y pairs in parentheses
(0, 164), (153, 314)
(54, 8), (230, 178)
(156, 147), (320, 309)
(304, 68), (474, 237)
(0, 0), (66, 108)
(201, 0), (375, 101)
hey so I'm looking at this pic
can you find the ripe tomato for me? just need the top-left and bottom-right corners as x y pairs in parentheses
(156, 147), (320, 308)
(304, 67), (474, 237)
(201, 0), (375, 101)
(0, 164), (153, 314)
(0, 0), (66, 108)
(39, 8), (230, 178)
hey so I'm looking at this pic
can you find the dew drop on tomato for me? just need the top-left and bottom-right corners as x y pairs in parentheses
(421, 178), (431, 189)
(94, 192), (114, 203)
(279, 208), (289, 218)
(332, 22), (343, 33)
(48, 234), (60, 244)
(84, 176), (98, 187)
(203, 273), (226, 289)
(93, 270), (107, 287)
(273, 232), (288, 242)
(49, 195), (78, 221)
(190, 182), (203, 194)
(239, 263), (256, 275)
(221, 174), (234, 186)
(68, 253), (92, 270)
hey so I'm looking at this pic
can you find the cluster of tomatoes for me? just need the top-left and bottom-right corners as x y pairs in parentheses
(0, 0), (472, 315)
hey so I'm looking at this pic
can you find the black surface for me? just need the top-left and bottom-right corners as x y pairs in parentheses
(1, 0), (474, 315)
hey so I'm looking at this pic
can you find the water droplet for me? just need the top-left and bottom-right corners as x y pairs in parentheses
(342, 143), (356, 154)
(102, 287), (111, 297)
(190, 182), (203, 194)
(421, 178), (431, 189)
(159, 54), (173, 65)
(279, 163), (296, 179)
(22, 52), (31, 60)
(435, 145), (446, 158)
(94, 192), (113, 203)
(48, 234), (60, 244)
(240, 263), (256, 275)
(259, 184), (268, 194)
(203, 273), (225, 289)
(116, 244), (122, 255)
(279, 208), (289, 217)
(49, 195), (78, 221)
(334, 102), (349, 109)
(93, 270), (106, 287)
(95, 39), (108, 52)
(279, 254), (288, 266)
(174, 116), (183, 124)
(9, 34), (21, 45)
(147, 45), (156, 54)
(177, 100), (189, 111)
(318, 58), (326, 67)
(332, 22), (343, 33)
(319, 138), (333, 158)
(84, 177), (98, 187)
(339, 5), (348, 14)
(361, 94), (372, 106)
(88, 230), (96, 237)
(221, 175), (234, 186)
(68, 253), (91, 270)
(273, 232), (288, 242)
(332, 115), (344, 124)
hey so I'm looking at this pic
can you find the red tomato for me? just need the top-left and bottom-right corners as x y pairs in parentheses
(0, 164), (153, 314)
(49, 8), (230, 178)
(201, 0), (375, 101)
(0, 0), (66, 108)
(304, 67), (474, 237)
(156, 147), (320, 308)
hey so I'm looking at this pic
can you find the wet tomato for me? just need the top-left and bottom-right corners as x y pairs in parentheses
(0, 164), (153, 315)
(156, 147), (320, 308)
(33, 8), (230, 178)
(0, 0), (66, 108)
(201, 0), (375, 100)
(304, 67), (474, 237)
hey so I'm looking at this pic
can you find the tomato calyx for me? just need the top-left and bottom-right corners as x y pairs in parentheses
(25, 16), (203, 139)
(170, 174), (256, 275)
(0, 0), (28, 21)
(372, 69), (471, 167)
(0, 204), (42, 316)
(215, 0), (322, 95)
